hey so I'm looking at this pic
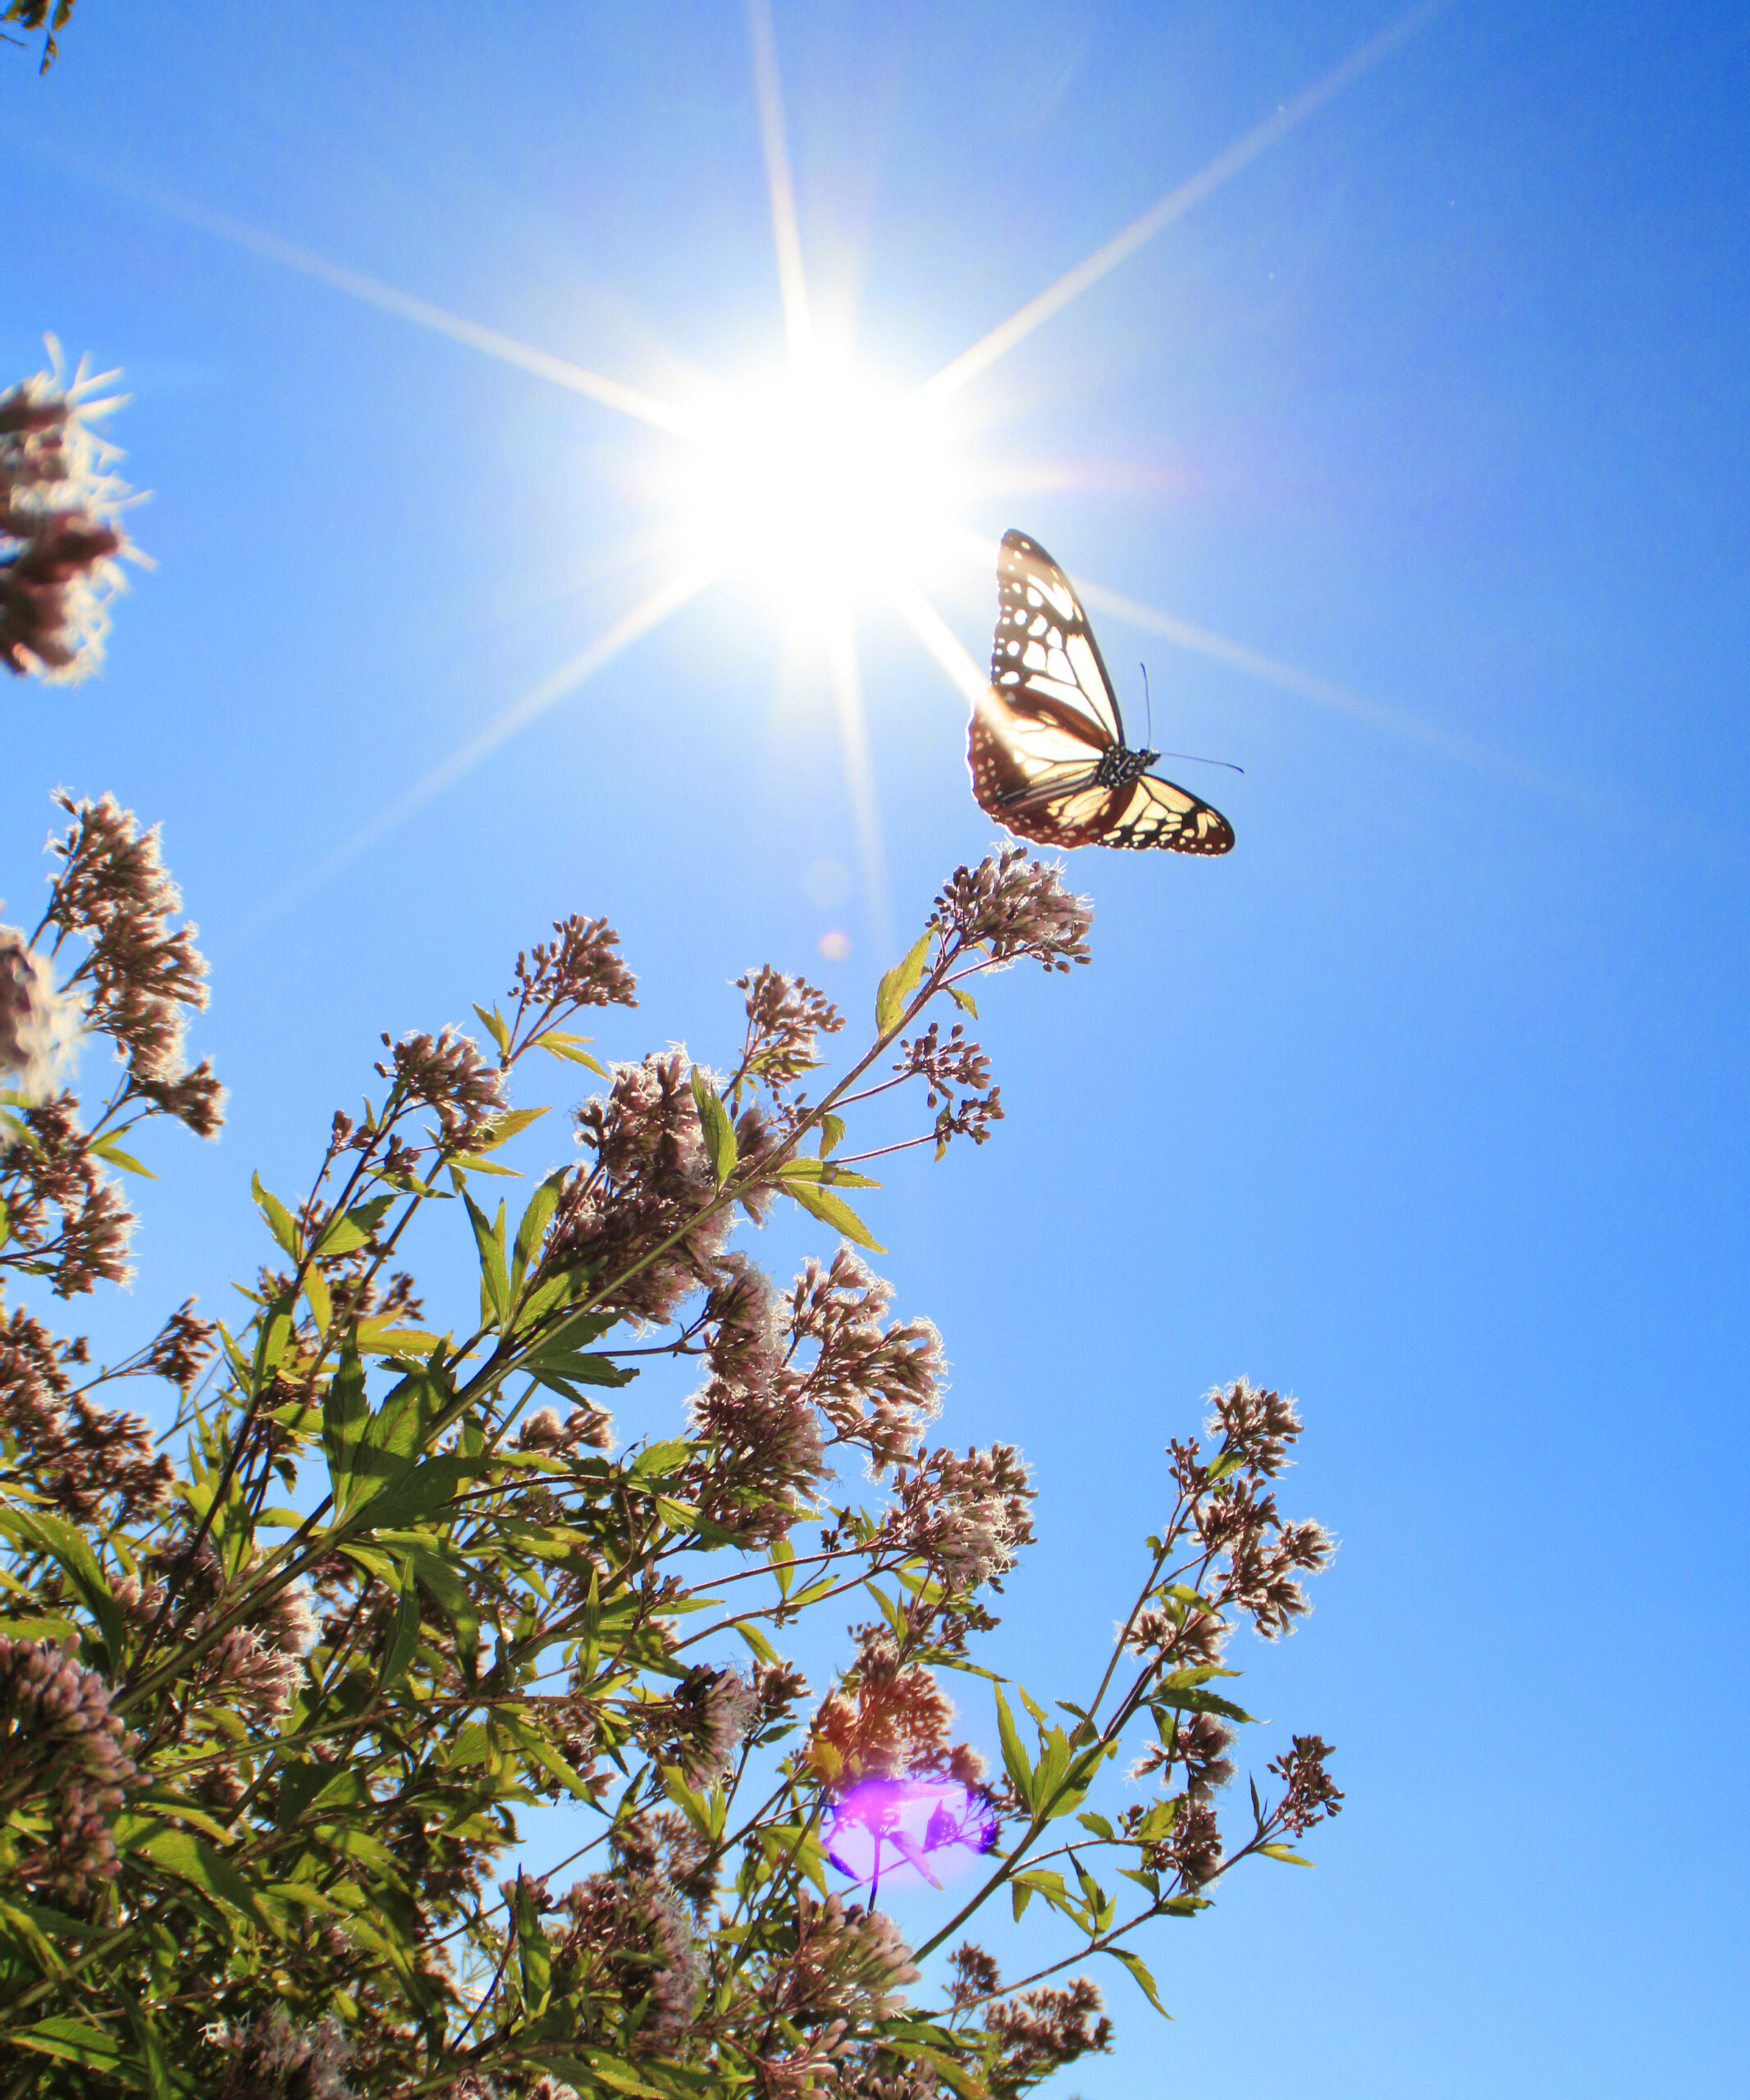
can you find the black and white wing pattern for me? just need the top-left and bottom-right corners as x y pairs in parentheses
(968, 528), (1235, 856)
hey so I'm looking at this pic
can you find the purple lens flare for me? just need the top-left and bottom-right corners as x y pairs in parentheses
(824, 1775), (999, 1900)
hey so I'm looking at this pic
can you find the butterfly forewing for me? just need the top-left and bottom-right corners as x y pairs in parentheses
(970, 528), (1236, 856)
(992, 530), (1125, 746)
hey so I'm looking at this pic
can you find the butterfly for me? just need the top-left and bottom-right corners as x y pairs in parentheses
(968, 529), (1236, 854)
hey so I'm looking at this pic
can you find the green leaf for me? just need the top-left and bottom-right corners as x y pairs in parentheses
(691, 1066), (738, 1185)
(302, 1265), (332, 1333)
(536, 1034), (610, 1075)
(875, 928), (934, 1037)
(514, 1872), (552, 2015)
(1149, 1684), (1259, 1726)
(1105, 1945), (1172, 2019)
(401, 1546), (481, 1673)
(377, 1587), (423, 1688)
(477, 1104), (551, 1152)
(777, 1158), (881, 1189)
(512, 1167), (568, 1294)
(251, 1173), (299, 1257)
(350, 1451), (474, 1532)
(12, 2017), (135, 2076)
(89, 1134), (156, 1178)
(0, 1507), (126, 1665)
(526, 1347), (637, 1389)
(131, 1824), (280, 1935)
(784, 1176), (885, 1253)
(817, 1112), (847, 1158)
(733, 1620), (779, 1665)
(313, 1193), (395, 1258)
(994, 1687), (1035, 1809)
(1257, 1842), (1314, 1867)
(770, 1534), (794, 1597)
(322, 1342), (369, 1508)
(466, 1192), (512, 1326)
(1077, 1810), (1116, 1841)
(473, 1002), (512, 1056)
(948, 984), (979, 1019)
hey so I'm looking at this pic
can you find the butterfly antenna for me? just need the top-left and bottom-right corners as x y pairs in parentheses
(1154, 750), (1245, 774)
(1140, 660), (1242, 771)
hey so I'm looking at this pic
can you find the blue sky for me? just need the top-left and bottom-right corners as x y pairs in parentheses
(6, 2), (1749, 2092)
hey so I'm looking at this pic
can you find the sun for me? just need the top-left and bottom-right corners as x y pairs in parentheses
(666, 350), (971, 632)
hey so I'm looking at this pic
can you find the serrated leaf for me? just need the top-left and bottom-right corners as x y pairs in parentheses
(132, 1824), (279, 1934)
(994, 1686), (1034, 1808)
(817, 1112), (846, 1157)
(691, 1066), (738, 1185)
(512, 1167), (567, 1294)
(1105, 1945), (1172, 2019)
(465, 1193), (512, 1325)
(514, 1872), (552, 2014)
(472, 1002), (511, 1056)
(251, 1173), (299, 1257)
(1149, 1684), (1258, 1726)
(302, 1265), (332, 1333)
(536, 1033), (608, 1075)
(1077, 1810), (1116, 1841)
(1257, 1842), (1314, 1866)
(875, 928), (934, 1037)
(12, 2016), (133, 2073)
(313, 1193), (395, 1258)
(948, 983), (979, 1019)
(476, 1104), (550, 1152)
(784, 1176), (885, 1252)
(89, 1134), (156, 1178)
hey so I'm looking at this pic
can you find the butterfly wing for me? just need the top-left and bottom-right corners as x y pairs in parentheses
(991, 529), (1126, 748)
(971, 527), (1236, 854)
(1097, 772), (1236, 855)
(968, 692), (1235, 852)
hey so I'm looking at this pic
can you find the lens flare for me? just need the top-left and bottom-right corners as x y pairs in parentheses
(824, 1775), (998, 1899)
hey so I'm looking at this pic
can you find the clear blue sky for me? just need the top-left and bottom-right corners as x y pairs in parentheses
(6, 2), (1748, 2093)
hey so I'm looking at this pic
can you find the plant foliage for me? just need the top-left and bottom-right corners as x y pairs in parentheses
(0, 797), (1340, 2099)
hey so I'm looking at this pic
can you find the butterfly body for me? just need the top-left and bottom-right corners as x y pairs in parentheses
(969, 529), (1235, 855)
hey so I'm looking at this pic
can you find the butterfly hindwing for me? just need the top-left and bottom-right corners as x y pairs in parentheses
(970, 529), (1236, 856)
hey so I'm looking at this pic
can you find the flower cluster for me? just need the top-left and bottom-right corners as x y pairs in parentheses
(375, 1026), (505, 1153)
(0, 1635), (139, 1904)
(43, 791), (224, 1134)
(0, 349), (138, 682)
(806, 1627), (978, 1787)
(206, 2007), (356, 2100)
(734, 966), (845, 1093)
(548, 1871), (706, 2045)
(888, 1443), (1035, 1589)
(511, 911), (639, 1023)
(0, 1304), (172, 1521)
(778, 1892), (921, 2023)
(0, 1093), (135, 1294)
(555, 1049), (733, 1323)
(930, 847), (1094, 974)
(1170, 1379), (1334, 1641)
(0, 924), (74, 1097)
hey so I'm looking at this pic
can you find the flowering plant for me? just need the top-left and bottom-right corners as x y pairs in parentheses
(0, 795), (1338, 2100)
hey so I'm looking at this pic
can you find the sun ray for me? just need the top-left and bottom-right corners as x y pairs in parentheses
(234, 561), (720, 940)
(824, 619), (894, 952)
(1074, 576), (1575, 796)
(914, 0), (1448, 404)
(111, 182), (689, 434)
(886, 580), (989, 707)
(747, 0), (814, 358)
